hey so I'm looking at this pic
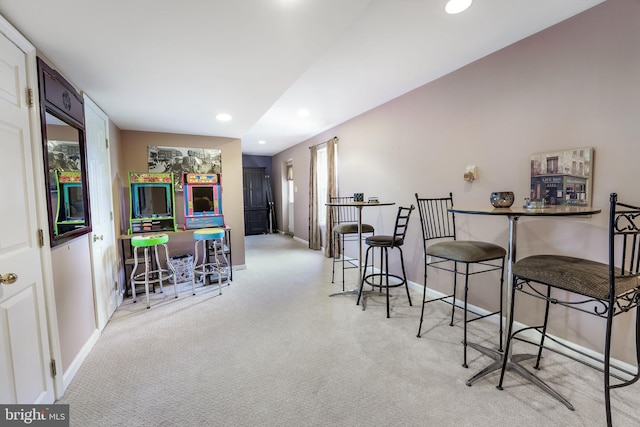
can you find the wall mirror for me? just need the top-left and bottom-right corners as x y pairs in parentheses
(37, 58), (91, 246)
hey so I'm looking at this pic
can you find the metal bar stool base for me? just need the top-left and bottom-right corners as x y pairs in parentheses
(129, 233), (177, 309)
(193, 228), (230, 296)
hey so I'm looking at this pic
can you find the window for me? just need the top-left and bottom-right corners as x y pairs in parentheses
(288, 180), (294, 202)
(286, 163), (294, 202)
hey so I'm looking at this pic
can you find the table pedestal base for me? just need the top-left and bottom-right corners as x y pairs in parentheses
(466, 342), (574, 411)
(329, 288), (369, 311)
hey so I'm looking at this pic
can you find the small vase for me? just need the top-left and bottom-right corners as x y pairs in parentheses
(490, 191), (515, 208)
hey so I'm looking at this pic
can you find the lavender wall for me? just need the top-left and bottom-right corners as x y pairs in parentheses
(273, 0), (640, 363)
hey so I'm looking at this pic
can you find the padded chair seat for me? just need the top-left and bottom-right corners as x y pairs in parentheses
(131, 233), (169, 247)
(426, 240), (506, 263)
(334, 222), (375, 234)
(193, 227), (225, 241)
(514, 255), (640, 300)
(365, 235), (403, 247)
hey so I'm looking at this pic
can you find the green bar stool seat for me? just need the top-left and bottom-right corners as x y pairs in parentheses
(193, 228), (230, 295)
(130, 233), (177, 308)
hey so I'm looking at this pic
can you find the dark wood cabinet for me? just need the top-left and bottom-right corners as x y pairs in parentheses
(243, 167), (268, 235)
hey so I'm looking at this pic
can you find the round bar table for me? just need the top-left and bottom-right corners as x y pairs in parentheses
(449, 204), (601, 408)
(326, 201), (395, 309)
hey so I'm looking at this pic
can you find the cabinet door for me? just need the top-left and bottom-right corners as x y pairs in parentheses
(243, 168), (266, 209)
(244, 210), (268, 235)
(243, 168), (268, 235)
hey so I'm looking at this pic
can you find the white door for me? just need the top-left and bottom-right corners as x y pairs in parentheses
(84, 95), (118, 330)
(0, 23), (55, 403)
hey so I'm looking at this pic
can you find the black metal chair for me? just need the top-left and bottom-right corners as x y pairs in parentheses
(329, 196), (375, 290)
(497, 193), (640, 427)
(357, 205), (414, 318)
(415, 193), (506, 368)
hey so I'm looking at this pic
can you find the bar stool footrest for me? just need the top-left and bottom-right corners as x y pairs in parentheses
(362, 273), (407, 289)
(131, 269), (174, 287)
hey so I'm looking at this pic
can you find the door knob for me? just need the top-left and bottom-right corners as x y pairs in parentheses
(0, 273), (18, 285)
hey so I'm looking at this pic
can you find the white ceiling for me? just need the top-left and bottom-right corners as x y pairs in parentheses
(0, 0), (605, 156)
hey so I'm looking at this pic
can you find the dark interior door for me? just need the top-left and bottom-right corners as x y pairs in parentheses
(243, 167), (268, 235)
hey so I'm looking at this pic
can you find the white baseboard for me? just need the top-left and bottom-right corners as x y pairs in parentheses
(62, 328), (100, 391)
(293, 236), (308, 246)
(273, 229), (306, 246)
(410, 280), (636, 377)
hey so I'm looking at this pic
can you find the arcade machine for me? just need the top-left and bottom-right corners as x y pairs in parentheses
(183, 172), (224, 230)
(55, 170), (85, 235)
(128, 172), (177, 234)
(183, 172), (229, 285)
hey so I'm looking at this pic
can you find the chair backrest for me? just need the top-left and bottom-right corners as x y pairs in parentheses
(609, 193), (640, 298)
(414, 193), (456, 245)
(391, 205), (415, 248)
(329, 196), (358, 225)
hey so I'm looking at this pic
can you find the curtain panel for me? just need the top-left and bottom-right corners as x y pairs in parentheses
(308, 145), (322, 250)
(324, 138), (338, 257)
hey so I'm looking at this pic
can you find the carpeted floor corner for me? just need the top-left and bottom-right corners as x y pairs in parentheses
(57, 234), (639, 426)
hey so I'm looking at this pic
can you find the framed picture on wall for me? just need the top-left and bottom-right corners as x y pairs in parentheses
(147, 146), (222, 191)
(529, 147), (593, 207)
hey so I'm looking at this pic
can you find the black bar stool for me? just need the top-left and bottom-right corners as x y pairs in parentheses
(357, 205), (414, 318)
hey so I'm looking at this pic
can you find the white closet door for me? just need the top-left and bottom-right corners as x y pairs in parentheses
(0, 20), (55, 404)
(84, 94), (118, 330)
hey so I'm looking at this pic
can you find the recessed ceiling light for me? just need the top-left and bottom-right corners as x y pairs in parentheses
(216, 113), (232, 121)
(297, 109), (310, 117)
(258, 140), (267, 145)
(445, 0), (472, 14)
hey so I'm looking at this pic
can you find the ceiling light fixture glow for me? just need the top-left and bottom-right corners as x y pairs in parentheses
(216, 113), (232, 121)
(258, 140), (267, 145)
(445, 0), (473, 14)
(297, 109), (310, 117)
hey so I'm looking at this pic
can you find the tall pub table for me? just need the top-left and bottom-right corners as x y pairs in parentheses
(326, 200), (395, 309)
(449, 204), (601, 408)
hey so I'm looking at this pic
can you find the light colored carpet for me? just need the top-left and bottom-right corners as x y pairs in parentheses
(58, 234), (639, 426)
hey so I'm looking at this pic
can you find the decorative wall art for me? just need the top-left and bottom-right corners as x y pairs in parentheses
(529, 147), (593, 207)
(147, 146), (222, 191)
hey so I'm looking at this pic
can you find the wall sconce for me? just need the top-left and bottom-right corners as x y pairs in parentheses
(464, 165), (477, 182)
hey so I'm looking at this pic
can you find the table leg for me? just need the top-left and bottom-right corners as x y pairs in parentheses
(465, 216), (520, 385)
(465, 215), (574, 410)
(356, 205), (366, 310)
(466, 216), (518, 386)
